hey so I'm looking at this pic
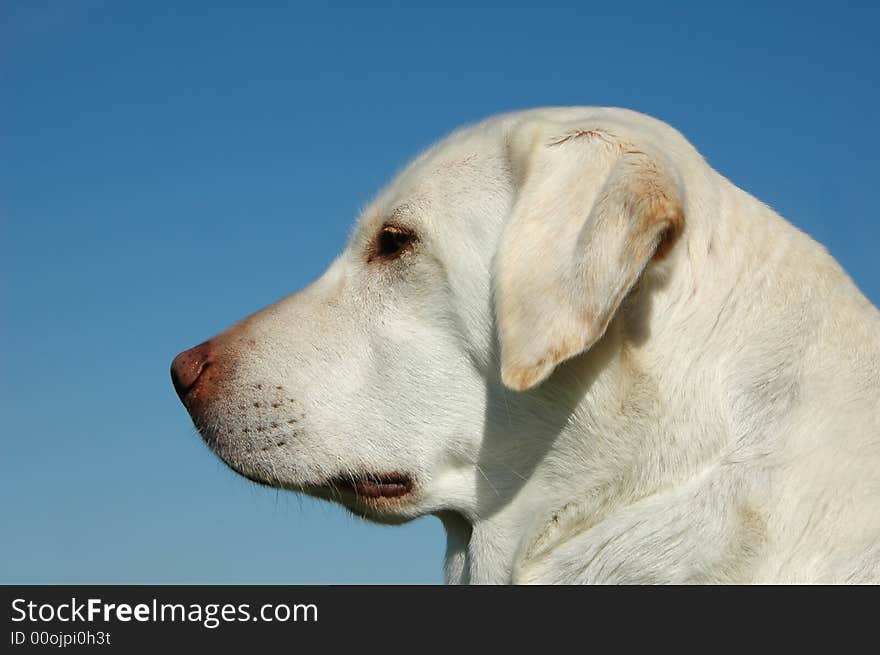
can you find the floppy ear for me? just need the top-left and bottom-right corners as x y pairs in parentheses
(496, 120), (684, 391)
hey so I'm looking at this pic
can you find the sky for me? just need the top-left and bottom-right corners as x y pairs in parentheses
(1, 1), (878, 584)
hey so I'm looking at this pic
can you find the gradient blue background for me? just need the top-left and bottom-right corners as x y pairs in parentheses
(2, 1), (878, 583)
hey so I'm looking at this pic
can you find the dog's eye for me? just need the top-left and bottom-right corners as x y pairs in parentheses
(371, 224), (417, 262)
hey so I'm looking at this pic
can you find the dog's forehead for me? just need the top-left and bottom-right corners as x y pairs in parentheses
(349, 106), (687, 245)
(355, 118), (514, 234)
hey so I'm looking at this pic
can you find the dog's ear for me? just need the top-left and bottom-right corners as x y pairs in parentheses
(496, 119), (684, 391)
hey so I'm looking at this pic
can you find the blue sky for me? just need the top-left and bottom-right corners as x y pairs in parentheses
(1, 1), (877, 584)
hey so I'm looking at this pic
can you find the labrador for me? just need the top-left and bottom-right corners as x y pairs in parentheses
(171, 107), (880, 583)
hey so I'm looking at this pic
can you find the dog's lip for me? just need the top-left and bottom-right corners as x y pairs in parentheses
(326, 473), (413, 499)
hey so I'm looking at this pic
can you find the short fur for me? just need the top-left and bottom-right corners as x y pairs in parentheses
(175, 107), (880, 584)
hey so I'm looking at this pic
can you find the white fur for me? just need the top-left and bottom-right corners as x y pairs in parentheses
(192, 107), (880, 584)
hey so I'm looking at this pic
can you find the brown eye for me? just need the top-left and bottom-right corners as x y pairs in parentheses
(371, 224), (417, 262)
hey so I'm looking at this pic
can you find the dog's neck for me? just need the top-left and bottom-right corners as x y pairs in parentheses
(441, 328), (692, 584)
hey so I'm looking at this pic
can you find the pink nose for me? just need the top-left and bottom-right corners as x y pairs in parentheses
(170, 340), (213, 403)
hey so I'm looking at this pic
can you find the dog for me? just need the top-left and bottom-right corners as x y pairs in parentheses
(171, 107), (880, 583)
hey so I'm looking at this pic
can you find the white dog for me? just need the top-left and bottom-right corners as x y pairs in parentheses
(171, 107), (880, 583)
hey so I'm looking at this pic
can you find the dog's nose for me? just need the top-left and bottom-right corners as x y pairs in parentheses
(171, 340), (213, 402)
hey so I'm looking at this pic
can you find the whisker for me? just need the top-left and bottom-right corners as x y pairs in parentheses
(500, 386), (515, 434)
(475, 463), (500, 498)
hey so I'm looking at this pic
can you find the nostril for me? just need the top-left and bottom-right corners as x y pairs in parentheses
(170, 340), (213, 402)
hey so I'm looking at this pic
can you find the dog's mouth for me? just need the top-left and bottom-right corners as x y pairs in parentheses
(326, 472), (413, 499)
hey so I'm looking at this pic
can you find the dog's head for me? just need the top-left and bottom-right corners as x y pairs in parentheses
(171, 108), (689, 524)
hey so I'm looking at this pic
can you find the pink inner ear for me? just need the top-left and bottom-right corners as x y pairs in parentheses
(653, 225), (679, 260)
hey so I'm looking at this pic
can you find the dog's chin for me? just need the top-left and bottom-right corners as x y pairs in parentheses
(304, 477), (420, 525)
(213, 448), (419, 525)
